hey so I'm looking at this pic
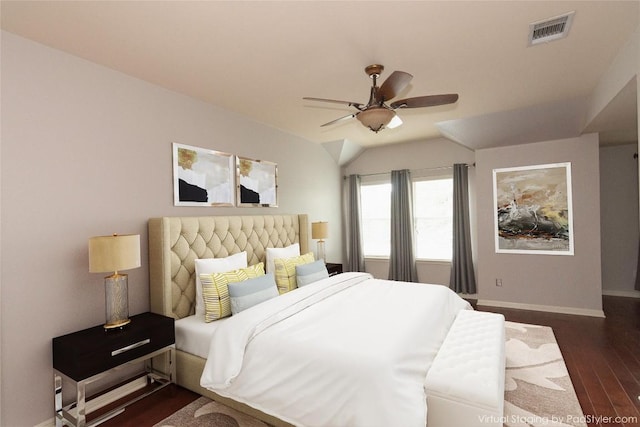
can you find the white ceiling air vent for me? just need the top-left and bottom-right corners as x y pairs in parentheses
(528, 11), (575, 46)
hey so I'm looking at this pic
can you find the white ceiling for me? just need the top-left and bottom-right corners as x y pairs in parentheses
(1, 1), (638, 149)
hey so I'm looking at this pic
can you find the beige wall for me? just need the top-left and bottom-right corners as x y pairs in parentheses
(1, 32), (342, 426)
(476, 134), (604, 316)
(600, 143), (639, 295)
(2, 20), (636, 426)
(343, 138), (476, 286)
(344, 134), (605, 317)
(0, 30), (3, 427)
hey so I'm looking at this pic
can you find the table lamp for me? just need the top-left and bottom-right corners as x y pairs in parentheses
(89, 234), (141, 329)
(311, 222), (328, 262)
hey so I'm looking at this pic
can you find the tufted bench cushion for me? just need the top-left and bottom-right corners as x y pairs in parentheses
(425, 309), (505, 427)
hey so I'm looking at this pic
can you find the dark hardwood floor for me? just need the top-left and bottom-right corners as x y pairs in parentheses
(97, 383), (200, 427)
(477, 296), (640, 427)
(97, 296), (640, 427)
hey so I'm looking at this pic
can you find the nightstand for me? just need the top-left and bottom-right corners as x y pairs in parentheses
(326, 263), (343, 276)
(52, 312), (175, 427)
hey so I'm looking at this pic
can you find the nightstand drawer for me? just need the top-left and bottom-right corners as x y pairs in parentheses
(326, 263), (343, 276)
(53, 312), (174, 381)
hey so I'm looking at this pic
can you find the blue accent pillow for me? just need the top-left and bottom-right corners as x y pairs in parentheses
(296, 260), (329, 287)
(227, 273), (279, 314)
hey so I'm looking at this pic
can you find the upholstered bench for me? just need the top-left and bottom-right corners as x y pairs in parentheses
(424, 309), (506, 427)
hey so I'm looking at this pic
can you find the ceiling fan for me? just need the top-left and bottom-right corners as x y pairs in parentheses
(303, 64), (459, 133)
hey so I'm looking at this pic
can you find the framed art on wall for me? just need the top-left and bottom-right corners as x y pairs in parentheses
(493, 162), (574, 255)
(236, 156), (278, 207)
(172, 143), (235, 206)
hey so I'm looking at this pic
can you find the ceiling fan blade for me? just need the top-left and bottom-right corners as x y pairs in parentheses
(377, 71), (413, 102)
(390, 94), (459, 109)
(303, 97), (363, 109)
(320, 113), (356, 127)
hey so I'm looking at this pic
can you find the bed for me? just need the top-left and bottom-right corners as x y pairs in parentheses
(149, 214), (505, 427)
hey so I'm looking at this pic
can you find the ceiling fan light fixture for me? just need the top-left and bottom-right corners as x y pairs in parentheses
(357, 107), (395, 133)
(304, 64), (459, 132)
(387, 114), (403, 129)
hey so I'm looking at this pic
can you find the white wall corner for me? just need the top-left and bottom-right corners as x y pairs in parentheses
(585, 26), (639, 130)
(321, 139), (364, 167)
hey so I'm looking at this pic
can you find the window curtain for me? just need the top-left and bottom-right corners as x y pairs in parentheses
(388, 169), (418, 282)
(346, 174), (365, 272)
(450, 163), (477, 293)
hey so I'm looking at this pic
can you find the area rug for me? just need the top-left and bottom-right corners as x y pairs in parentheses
(155, 322), (586, 427)
(154, 397), (270, 427)
(504, 321), (586, 427)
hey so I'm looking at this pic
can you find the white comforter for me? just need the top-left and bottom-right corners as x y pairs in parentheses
(200, 272), (471, 427)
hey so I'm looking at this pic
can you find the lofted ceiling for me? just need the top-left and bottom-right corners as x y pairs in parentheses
(1, 1), (638, 150)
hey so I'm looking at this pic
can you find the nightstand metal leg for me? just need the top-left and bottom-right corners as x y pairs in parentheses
(168, 347), (175, 383)
(54, 373), (63, 427)
(53, 345), (174, 426)
(146, 346), (176, 384)
(76, 380), (87, 426)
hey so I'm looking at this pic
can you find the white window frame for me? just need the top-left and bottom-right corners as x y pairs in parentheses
(413, 175), (454, 262)
(360, 178), (392, 259)
(359, 173), (453, 262)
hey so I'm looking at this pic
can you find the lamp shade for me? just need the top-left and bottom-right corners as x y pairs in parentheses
(357, 107), (395, 132)
(311, 222), (328, 240)
(89, 234), (141, 273)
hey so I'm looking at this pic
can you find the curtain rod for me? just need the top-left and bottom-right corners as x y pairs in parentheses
(344, 163), (474, 180)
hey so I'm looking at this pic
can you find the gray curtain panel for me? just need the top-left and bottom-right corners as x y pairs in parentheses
(450, 163), (477, 293)
(388, 169), (418, 282)
(347, 174), (365, 272)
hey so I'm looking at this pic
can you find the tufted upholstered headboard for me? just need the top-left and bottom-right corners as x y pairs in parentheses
(148, 214), (309, 320)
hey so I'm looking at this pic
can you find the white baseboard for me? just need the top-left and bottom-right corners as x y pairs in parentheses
(602, 289), (640, 298)
(477, 299), (606, 318)
(35, 376), (148, 427)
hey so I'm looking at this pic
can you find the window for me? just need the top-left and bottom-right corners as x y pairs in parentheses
(360, 177), (453, 261)
(360, 183), (391, 257)
(414, 178), (453, 260)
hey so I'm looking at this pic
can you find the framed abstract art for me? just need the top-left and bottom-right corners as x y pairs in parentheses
(172, 143), (234, 207)
(493, 162), (574, 255)
(236, 156), (278, 207)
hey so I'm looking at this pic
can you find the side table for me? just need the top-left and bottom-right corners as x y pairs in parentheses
(52, 312), (175, 427)
(326, 263), (343, 276)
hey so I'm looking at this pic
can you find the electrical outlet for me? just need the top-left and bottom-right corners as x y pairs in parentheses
(495, 279), (503, 287)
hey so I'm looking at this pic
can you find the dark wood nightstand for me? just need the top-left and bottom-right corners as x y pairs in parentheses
(326, 263), (343, 276)
(52, 312), (175, 427)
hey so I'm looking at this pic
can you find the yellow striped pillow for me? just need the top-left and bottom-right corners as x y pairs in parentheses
(274, 252), (314, 294)
(201, 262), (265, 322)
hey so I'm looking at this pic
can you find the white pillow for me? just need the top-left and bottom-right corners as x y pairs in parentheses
(194, 252), (247, 318)
(265, 243), (300, 273)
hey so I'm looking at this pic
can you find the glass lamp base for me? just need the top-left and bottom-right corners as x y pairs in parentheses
(104, 273), (130, 329)
(316, 240), (326, 263)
